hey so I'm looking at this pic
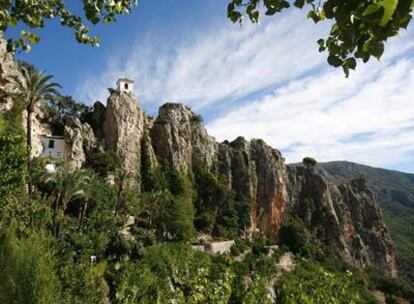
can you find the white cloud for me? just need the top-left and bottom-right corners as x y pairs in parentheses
(206, 30), (414, 172)
(75, 11), (328, 110)
(75, 9), (414, 172)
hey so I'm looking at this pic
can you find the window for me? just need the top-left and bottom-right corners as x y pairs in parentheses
(48, 140), (55, 149)
(124, 83), (129, 90)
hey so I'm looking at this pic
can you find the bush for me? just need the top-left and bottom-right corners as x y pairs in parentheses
(278, 218), (312, 256)
(112, 244), (234, 303)
(190, 114), (203, 123)
(0, 134), (27, 199)
(85, 151), (120, 177)
(303, 156), (317, 169)
(192, 159), (240, 237)
(277, 261), (377, 303)
(0, 226), (61, 304)
(367, 267), (414, 301)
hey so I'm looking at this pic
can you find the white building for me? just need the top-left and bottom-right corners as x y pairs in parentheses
(40, 135), (68, 160)
(117, 78), (134, 94)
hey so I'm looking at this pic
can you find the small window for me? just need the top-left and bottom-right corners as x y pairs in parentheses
(48, 140), (55, 149)
(124, 83), (129, 90)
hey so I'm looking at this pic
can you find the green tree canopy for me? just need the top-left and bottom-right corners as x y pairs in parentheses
(303, 156), (317, 169)
(0, 0), (138, 52)
(228, 0), (414, 76)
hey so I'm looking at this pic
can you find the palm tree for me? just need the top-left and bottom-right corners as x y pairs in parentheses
(3, 65), (61, 195)
(78, 169), (100, 231)
(113, 167), (132, 217)
(44, 164), (87, 237)
(6, 65), (61, 156)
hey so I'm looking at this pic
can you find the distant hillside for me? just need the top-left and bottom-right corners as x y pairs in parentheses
(319, 161), (414, 281)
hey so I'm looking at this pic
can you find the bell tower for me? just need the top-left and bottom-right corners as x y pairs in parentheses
(117, 78), (134, 94)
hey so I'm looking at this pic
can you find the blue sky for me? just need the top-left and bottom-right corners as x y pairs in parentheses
(10, 0), (414, 173)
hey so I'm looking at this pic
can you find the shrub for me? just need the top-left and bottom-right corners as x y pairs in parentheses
(0, 226), (61, 304)
(277, 261), (377, 303)
(0, 134), (27, 199)
(278, 218), (310, 255)
(112, 244), (234, 303)
(303, 156), (317, 169)
(85, 151), (120, 176)
(367, 267), (414, 300)
(190, 114), (203, 123)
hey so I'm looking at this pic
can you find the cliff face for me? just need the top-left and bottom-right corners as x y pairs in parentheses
(0, 35), (51, 157)
(0, 34), (20, 112)
(215, 138), (289, 238)
(94, 96), (397, 276)
(319, 161), (414, 280)
(145, 103), (397, 276)
(150, 103), (217, 172)
(287, 166), (398, 277)
(64, 116), (97, 169)
(103, 91), (144, 177)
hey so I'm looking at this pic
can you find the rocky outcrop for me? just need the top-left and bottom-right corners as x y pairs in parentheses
(0, 33), (21, 113)
(64, 116), (97, 168)
(150, 103), (217, 172)
(215, 138), (289, 238)
(103, 91), (144, 177)
(0, 35), (51, 157)
(287, 166), (398, 277)
(145, 103), (397, 276)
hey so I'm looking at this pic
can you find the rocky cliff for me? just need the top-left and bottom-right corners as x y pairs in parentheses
(0, 34), (51, 158)
(73, 93), (397, 277)
(103, 91), (144, 178)
(319, 161), (414, 280)
(64, 116), (97, 169)
(287, 166), (398, 277)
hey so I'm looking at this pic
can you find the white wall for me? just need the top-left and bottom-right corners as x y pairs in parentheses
(40, 138), (66, 159)
(118, 80), (134, 94)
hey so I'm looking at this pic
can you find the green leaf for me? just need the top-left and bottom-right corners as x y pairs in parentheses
(363, 4), (382, 16)
(294, 0), (305, 8)
(363, 39), (385, 59)
(377, 0), (399, 26)
(327, 55), (343, 67)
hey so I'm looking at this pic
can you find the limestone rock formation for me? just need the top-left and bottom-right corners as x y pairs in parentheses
(146, 102), (397, 276)
(103, 91), (144, 177)
(150, 103), (217, 172)
(0, 33), (21, 113)
(216, 138), (289, 238)
(287, 166), (398, 277)
(64, 116), (97, 169)
(0, 35), (51, 157)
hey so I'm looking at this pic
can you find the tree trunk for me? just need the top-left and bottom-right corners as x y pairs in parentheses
(79, 201), (88, 231)
(114, 185), (123, 217)
(26, 105), (33, 197)
(53, 192), (61, 237)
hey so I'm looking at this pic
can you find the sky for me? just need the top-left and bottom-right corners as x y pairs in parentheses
(11, 0), (414, 173)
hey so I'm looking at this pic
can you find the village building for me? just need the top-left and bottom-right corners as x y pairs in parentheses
(39, 135), (68, 160)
